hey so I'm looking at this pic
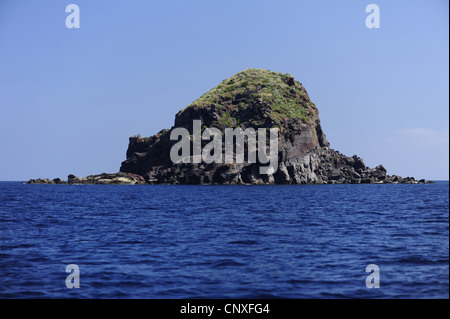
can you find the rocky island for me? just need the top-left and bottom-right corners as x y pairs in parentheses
(27, 69), (431, 185)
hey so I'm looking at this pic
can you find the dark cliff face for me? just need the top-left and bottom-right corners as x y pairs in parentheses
(118, 69), (422, 185)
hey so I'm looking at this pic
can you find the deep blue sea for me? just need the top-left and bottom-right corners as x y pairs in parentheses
(0, 182), (448, 299)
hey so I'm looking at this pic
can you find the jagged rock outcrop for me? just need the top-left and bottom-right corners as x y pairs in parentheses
(26, 68), (432, 185)
(117, 68), (430, 185)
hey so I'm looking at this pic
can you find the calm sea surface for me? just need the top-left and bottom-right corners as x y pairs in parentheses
(0, 182), (448, 298)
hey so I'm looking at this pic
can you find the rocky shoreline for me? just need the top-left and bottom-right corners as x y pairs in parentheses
(25, 172), (432, 185)
(26, 172), (146, 185)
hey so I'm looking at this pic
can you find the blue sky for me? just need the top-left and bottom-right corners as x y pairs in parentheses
(0, 0), (448, 181)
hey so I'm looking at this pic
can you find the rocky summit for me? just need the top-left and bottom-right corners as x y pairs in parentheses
(27, 69), (431, 185)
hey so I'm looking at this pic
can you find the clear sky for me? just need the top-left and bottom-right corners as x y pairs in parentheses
(0, 0), (448, 181)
